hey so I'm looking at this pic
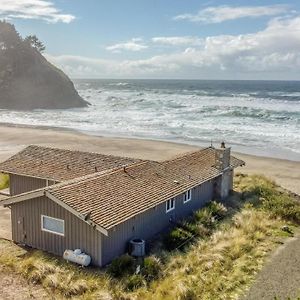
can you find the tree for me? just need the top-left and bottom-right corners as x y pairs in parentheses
(0, 21), (22, 51)
(24, 35), (46, 52)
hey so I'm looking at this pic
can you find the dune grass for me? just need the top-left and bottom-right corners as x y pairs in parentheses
(0, 174), (299, 299)
(0, 242), (111, 299)
(0, 173), (9, 190)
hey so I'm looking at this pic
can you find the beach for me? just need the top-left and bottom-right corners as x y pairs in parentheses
(0, 124), (299, 194)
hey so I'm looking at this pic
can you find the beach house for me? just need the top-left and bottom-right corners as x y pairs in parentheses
(0, 144), (244, 266)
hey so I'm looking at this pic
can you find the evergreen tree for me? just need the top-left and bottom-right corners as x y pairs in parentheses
(24, 35), (46, 52)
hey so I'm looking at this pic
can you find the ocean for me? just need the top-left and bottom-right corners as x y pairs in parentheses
(1, 79), (300, 160)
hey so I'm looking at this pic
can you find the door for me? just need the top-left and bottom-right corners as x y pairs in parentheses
(17, 216), (25, 244)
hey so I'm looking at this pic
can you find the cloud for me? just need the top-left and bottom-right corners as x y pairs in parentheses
(0, 0), (75, 23)
(152, 36), (203, 46)
(46, 16), (300, 79)
(174, 4), (290, 24)
(44, 54), (117, 77)
(106, 38), (148, 53)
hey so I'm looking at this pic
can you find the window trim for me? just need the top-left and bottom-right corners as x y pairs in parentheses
(183, 189), (192, 204)
(166, 198), (175, 213)
(41, 215), (65, 236)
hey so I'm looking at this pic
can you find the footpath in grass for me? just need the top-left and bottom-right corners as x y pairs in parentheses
(0, 174), (299, 300)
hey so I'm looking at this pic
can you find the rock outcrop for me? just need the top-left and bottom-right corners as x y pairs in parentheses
(0, 21), (89, 110)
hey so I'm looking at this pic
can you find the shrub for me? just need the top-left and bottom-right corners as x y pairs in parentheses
(194, 208), (215, 229)
(142, 256), (162, 281)
(180, 221), (211, 238)
(108, 254), (135, 278)
(163, 227), (192, 250)
(124, 274), (145, 291)
(163, 202), (228, 251)
(207, 201), (227, 219)
(180, 221), (198, 235)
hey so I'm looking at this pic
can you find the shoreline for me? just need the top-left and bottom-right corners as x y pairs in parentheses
(0, 123), (299, 194)
(1, 122), (299, 162)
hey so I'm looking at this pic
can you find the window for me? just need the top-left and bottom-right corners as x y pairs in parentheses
(166, 198), (175, 213)
(41, 215), (64, 236)
(183, 189), (192, 203)
(46, 180), (56, 187)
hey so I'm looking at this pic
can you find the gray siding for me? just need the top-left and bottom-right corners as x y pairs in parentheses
(9, 179), (216, 266)
(9, 174), (47, 195)
(102, 180), (214, 265)
(11, 196), (102, 266)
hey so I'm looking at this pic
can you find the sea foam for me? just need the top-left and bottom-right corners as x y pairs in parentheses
(0, 79), (299, 160)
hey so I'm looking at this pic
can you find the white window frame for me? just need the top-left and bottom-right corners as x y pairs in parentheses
(183, 189), (192, 203)
(41, 215), (65, 236)
(166, 198), (175, 213)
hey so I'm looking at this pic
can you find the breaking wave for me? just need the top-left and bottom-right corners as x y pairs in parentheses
(0, 79), (299, 160)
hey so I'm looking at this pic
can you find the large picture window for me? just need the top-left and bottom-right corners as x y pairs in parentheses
(166, 198), (175, 213)
(41, 215), (64, 236)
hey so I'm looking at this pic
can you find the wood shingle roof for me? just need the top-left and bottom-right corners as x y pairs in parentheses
(0, 145), (140, 181)
(45, 147), (244, 230)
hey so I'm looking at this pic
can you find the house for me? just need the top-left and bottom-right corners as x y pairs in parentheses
(0, 144), (244, 266)
(0, 145), (140, 196)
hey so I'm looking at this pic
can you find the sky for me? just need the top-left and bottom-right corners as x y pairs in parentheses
(1, 0), (300, 80)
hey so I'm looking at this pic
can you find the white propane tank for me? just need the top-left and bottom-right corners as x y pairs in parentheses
(63, 249), (91, 267)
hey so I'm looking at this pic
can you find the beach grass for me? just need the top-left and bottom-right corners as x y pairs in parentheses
(0, 173), (9, 190)
(0, 174), (299, 299)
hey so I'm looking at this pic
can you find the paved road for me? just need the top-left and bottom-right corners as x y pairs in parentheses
(242, 233), (300, 300)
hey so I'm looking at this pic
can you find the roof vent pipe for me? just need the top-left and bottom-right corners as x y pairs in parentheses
(83, 211), (91, 221)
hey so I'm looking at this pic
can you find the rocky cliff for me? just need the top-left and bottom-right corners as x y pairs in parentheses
(0, 22), (89, 110)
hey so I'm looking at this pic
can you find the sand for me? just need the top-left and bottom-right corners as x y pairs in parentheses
(0, 124), (299, 194)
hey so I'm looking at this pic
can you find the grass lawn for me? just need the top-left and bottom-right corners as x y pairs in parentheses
(0, 174), (299, 299)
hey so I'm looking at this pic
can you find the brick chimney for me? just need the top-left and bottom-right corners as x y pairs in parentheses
(215, 142), (231, 171)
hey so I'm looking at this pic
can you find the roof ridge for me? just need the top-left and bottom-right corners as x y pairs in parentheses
(47, 160), (150, 192)
(25, 144), (141, 161)
(163, 146), (214, 163)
